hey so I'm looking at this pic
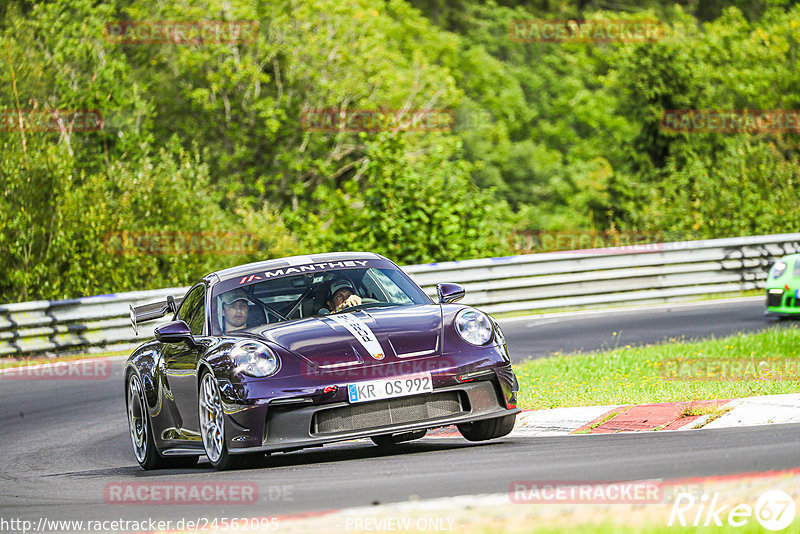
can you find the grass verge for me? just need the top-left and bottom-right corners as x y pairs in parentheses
(514, 324), (800, 409)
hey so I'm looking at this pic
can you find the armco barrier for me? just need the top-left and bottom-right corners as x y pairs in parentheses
(0, 288), (185, 357)
(1, 233), (799, 357)
(406, 233), (800, 313)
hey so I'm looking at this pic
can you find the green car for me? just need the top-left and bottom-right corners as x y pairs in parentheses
(765, 253), (800, 316)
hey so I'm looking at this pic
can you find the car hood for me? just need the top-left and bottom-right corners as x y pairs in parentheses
(257, 305), (442, 370)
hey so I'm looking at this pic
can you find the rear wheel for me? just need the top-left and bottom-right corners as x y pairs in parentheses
(128, 373), (198, 469)
(199, 371), (259, 470)
(457, 414), (516, 442)
(371, 429), (427, 448)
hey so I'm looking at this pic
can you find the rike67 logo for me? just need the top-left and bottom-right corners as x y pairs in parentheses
(668, 490), (795, 531)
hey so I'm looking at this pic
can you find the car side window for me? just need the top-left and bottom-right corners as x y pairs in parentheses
(365, 268), (413, 304)
(178, 285), (206, 336)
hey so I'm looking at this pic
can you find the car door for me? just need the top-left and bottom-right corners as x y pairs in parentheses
(163, 283), (207, 436)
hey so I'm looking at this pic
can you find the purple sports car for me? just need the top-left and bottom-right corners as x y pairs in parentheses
(125, 252), (519, 470)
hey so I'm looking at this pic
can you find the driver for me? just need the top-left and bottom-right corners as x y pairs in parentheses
(327, 279), (362, 313)
(220, 289), (250, 332)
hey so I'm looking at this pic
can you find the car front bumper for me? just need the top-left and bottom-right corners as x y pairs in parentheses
(765, 287), (800, 315)
(225, 372), (518, 454)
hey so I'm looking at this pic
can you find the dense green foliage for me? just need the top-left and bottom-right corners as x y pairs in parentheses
(2, 0), (799, 301)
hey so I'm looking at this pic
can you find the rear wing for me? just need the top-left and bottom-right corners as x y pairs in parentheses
(129, 295), (182, 335)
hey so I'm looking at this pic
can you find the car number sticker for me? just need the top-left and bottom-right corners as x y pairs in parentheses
(327, 313), (385, 360)
(347, 373), (433, 403)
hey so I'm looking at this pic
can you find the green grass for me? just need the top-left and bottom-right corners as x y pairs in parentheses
(679, 402), (728, 417)
(514, 324), (800, 409)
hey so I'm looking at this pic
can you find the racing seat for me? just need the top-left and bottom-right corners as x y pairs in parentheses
(306, 281), (336, 316)
(246, 304), (268, 328)
(301, 298), (316, 318)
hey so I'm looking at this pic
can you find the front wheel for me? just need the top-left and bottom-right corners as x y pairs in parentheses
(199, 371), (257, 470)
(457, 413), (516, 442)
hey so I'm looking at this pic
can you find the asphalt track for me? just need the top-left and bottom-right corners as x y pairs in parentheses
(1, 297), (799, 528)
(501, 296), (791, 361)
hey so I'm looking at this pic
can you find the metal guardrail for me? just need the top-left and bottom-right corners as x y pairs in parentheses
(406, 233), (800, 314)
(0, 288), (186, 357)
(2, 233), (799, 357)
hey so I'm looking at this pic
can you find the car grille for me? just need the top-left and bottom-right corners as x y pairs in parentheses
(312, 391), (466, 435)
(767, 291), (783, 308)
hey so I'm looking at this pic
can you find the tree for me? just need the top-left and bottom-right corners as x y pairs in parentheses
(285, 133), (515, 263)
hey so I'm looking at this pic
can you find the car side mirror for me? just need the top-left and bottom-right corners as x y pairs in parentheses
(436, 283), (466, 304)
(154, 320), (196, 346)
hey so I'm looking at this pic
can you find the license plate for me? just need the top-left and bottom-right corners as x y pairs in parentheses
(347, 373), (433, 403)
(796, 289), (799, 299)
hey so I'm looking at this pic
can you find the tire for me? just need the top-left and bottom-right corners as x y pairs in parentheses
(198, 371), (257, 470)
(457, 413), (517, 442)
(127, 373), (198, 469)
(371, 429), (426, 448)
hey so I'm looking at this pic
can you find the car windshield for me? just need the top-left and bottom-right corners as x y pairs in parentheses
(210, 266), (431, 334)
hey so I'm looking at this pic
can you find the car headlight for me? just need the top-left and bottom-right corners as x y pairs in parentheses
(456, 309), (493, 346)
(770, 261), (787, 279)
(230, 340), (279, 377)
